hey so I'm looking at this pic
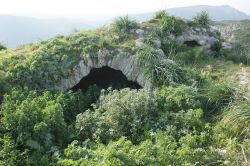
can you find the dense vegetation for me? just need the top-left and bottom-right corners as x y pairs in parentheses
(0, 11), (250, 165)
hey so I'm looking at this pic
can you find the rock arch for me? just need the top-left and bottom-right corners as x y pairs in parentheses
(55, 50), (151, 91)
(71, 66), (142, 90)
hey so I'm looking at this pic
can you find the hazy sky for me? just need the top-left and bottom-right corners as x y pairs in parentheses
(0, 0), (249, 18)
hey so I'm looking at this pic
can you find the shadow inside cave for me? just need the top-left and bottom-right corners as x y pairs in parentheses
(184, 40), (201, 47)
(71, 66), (142, 91)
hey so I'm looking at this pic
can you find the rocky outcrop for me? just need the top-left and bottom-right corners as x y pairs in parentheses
(176, 27), (219, 52)
(56, 26), (221, 91)
(55, 49), (152, 91)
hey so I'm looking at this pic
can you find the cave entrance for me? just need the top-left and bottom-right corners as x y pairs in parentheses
(184, 40), (201, 47)
(72, 66), (142, 91)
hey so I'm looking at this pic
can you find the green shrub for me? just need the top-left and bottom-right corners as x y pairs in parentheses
(113, 16), (138, 34)
(7, 37), (79, 89)
(150, 59), (186, 86)
(160, 15), (184, 36)
(135, 46), (185, 86)
(161, 39), (181, 57)
(222, 101), (250, 138)
(0, 135), (27, 166)
(75, 88), (159, 143)
(154, 10), (168, 19)
(174, 47), (209, 65)
(0, 89), (70, 150)
(211, 40), (222, 53)
(57, 86), (101, 124)
(0, 43), (6, 51)
(157, 85), (201, 112)
(200, 83), (234, 113)
(192, 11), (211, 28)
(134, 45), (160, 67)
(142, 30), (161, 47)
(59, 122), (220, 166)
(223, 43), (250, 65)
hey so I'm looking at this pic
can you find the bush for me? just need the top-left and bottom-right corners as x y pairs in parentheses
(75, 88), (159, 143)
(135, 46), (185, 86)
(222, 101), (250, 138)
(174, 47), (209, 65)
(192, 11), (211, 28)
(113, 16), (138, 34)
(223, 43), (250, 65)
(57, 86), (101, 124)
(154, 10), (168, 19)
(151, 60), (186, 86)
(134, 45), (160, 67)
(157, 85), (201, 112)
(0, 89), (70, 150)
(200, 83), (234, 113)
(0, 43), (6, 51)
(7, 37), (79, 89)
(160, 15), (184, 36)
(161, 39), (181, 57)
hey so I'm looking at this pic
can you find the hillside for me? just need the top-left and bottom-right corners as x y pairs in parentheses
(0, 12), (250, 165)
(131, 5), (250, 21)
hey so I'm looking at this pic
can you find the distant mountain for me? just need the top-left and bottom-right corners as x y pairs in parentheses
(1, 5), (249, 48)
(130, 5), (250, 22)
(0, 15), (99, 48)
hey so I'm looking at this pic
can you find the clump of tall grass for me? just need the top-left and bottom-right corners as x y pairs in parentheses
(154, 10), (168, 19)
(134, 45), (185, 86)
(113, 16), (138, 34)
(200, 83), (235, 113)
(222, 101), (250, 138)
(222, 44), (250, 65)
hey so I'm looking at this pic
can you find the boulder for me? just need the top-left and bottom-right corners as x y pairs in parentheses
(222, 42), (233, 49)
(135, 29), (145, 38)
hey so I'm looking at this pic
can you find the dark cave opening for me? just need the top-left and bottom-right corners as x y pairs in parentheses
(72, 66), (142, 91)
(184, 40), (201, 47)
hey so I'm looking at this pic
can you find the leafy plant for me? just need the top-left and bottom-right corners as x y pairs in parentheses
(174, 47), (209, 65)
(154, 10), (168, 19)
(200, 83), (234, 113)
(223, 43), (250, 65)
(222, 101), (250, 138)
(0, 43), (6, 51)
(135, 45), (185, 86)
(113, 16), (138, 34)
(192, 11), (211, 28)
(75, 88), (159, 143)
(160, 15), (184, 36)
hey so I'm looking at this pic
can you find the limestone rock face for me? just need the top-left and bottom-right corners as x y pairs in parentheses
(177, 27), (219, 52)
(135, 29), (145, 38)
(56, 25), (221, 91)
(222, 42), (233, 49)
(152, 39), (161, 48)
(55, 49), (152, 91)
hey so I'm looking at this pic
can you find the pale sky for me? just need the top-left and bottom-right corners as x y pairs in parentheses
(0, 0), (249, 18)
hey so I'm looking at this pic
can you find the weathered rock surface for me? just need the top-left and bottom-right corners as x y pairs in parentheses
(135, 29), (145, 38)
(176, 27), (219, 52)
(55, 49), (152, 91)
(56, 25), (221, 91)
(222, 42), (233, 49)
